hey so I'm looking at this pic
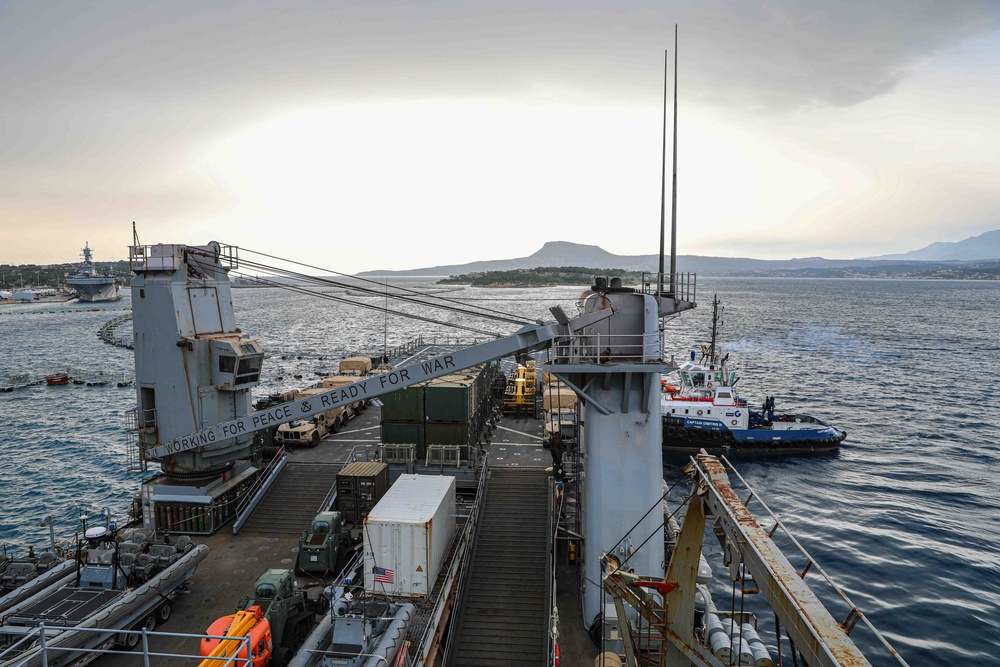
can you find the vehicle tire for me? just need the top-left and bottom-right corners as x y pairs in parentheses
(122, 628), (140, 650)
(588, 616), (603, 647)
(271, 646), (291, 667)
(142, 614), (157, 632)
(711, 430), (721, 440)
(723, 431), (734, 441)
(331, 418), (340, 434)
(310, 431), (320, 448)
(157, 601), (172, 624)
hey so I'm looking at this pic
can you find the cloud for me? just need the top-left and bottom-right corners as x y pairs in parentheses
(1, 1), (999, 267)
(3, 1), (997, 115)
(677, 1), (999, 111)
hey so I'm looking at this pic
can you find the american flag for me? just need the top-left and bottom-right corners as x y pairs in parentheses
(374, 566), (394, 584)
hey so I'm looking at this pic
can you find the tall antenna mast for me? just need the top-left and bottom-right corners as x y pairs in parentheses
(709, 294), (720, 364)
(657, 49), (669, 296)
(669, 23), (679, 294)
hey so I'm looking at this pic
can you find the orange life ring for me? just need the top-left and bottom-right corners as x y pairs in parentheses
(697, 409), (703, 416)
(707, 381), (714, 388)
(731, 419), (738, 426)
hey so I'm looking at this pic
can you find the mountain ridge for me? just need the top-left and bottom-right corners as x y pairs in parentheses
(862, 229), (1000, 261)
(357, 236), (1000, 277)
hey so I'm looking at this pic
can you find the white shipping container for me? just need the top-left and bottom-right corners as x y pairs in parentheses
(363, 474), (457, 596)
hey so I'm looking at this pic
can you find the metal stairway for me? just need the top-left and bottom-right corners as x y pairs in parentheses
(451, 468), (551, 666)
(239, 462), (339, 535)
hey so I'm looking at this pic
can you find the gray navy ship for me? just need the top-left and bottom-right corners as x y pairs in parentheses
(64, 242), (120, 302)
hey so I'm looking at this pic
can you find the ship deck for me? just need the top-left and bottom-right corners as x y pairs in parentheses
(100, 381), (598, 666)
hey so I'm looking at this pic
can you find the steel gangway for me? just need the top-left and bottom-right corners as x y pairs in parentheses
(449, 468), (552, 666)
(237, 462), (341, 535)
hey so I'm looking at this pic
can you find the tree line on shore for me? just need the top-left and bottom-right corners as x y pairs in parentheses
(0, 260), (130, 288)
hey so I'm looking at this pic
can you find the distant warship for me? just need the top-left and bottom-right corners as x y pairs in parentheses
(64, 242), (120, 302)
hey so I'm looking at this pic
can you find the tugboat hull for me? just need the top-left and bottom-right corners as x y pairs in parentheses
(663, 416), (846, 456)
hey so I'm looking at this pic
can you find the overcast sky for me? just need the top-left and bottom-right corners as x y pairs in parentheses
(2, 1), (998, 272)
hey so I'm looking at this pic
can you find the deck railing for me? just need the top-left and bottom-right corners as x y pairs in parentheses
(640, 271), (697, 304)
(550, 331), (665, 365)
(232, 446), (286, 535)
(0, 623), (254, 667)
(129, 243), (238, 273)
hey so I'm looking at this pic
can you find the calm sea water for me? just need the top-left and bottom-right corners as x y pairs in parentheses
(1, 277), (998, 664)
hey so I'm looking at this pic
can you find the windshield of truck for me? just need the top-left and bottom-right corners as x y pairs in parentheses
(255, 583), (276, 599)
(313, 521), (330, 534)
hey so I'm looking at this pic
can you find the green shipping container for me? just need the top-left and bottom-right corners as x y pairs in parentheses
(382, 421), (425, 445)
(381, 385), (425, 422)
(425, 422), (474, 447)
(336, 461), (390, 524)
(382, 421), (425, 459)
(425, 375), (475, 423)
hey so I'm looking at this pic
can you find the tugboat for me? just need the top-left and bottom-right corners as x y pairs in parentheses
(662, 295), (847, 456)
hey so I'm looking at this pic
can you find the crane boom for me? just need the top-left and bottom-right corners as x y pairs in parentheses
(199, 605), (267, 667)
(149, 321), (565, 460)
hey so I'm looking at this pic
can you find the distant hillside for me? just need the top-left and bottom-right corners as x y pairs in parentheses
(356, 241), (915, 277)
(357, 233), (1000, 278)
(864, 229), (1000, 261)
(439, 266), (644, 287)
(357, 241), (851, 277)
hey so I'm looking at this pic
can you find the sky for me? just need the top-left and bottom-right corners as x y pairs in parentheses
(2, 1), (999, 273)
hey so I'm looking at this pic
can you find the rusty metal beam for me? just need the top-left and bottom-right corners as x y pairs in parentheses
(691, 454), (873, 667)
(662, 484), (706, 666)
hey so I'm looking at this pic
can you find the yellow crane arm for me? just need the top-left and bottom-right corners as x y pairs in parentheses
(198, 607), (265, 667)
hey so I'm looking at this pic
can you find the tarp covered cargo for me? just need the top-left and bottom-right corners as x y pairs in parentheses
(339, 356), (373, 375)
(543, 383), (577, 410)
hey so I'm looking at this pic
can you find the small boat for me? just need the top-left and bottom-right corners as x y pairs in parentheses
(291, 558), (413, 667)
(662, 295), (846, 456)
(45, 373), (70, 386)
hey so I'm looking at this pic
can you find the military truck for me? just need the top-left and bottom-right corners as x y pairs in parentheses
(297, 463), (389, 576)
(319, 374), (370, 418)
(338, 355), (373, 376)
(542, 381), (578, 445)
(295, 511), (348, 576)
(273, 387), (348, 447)
(229, 568), (322, 666)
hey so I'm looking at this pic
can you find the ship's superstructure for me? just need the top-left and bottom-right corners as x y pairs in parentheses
(127, 242), (265, 535)
(546, 276), (691, 630)
(64, 243), (120, 302)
